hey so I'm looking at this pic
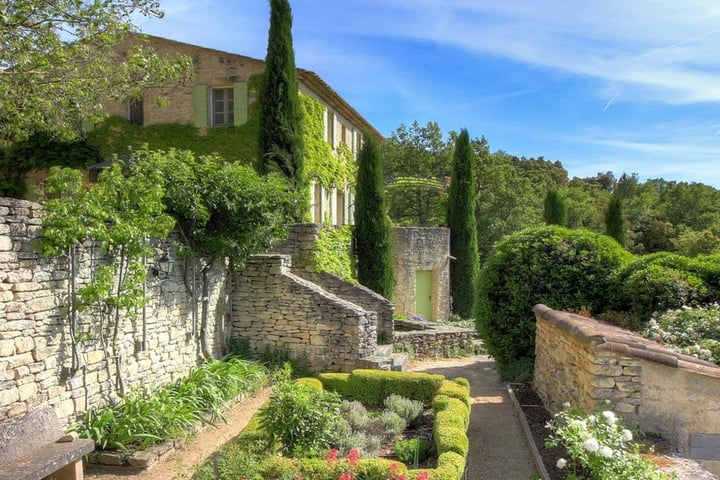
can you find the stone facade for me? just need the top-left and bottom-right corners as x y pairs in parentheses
(230, 254), (376, 372)
(533, 304), (720, 475)
(392, 228), (450, 322)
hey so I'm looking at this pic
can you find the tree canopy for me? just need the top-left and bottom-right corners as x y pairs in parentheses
(1, 0), (192, 145)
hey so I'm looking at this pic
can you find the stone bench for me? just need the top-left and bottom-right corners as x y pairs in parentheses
(0, 405), (95, 480)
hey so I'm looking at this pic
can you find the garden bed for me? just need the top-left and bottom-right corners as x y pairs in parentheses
(512, 383), (719, 480)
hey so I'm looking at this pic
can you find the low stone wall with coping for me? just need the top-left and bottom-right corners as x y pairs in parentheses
(533, 304), (720, 475)
(392, 319), (476, 359)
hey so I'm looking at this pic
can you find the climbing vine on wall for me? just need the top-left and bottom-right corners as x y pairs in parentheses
(311, 225), (355, 282)
(300, 95), (356, 189)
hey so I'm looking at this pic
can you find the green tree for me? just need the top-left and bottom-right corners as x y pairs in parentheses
(605, 194), (627, 247)
(0, 0), (191, 144)
(354, 132), (395, 298)
(446, 129), (479, 319)
(381, 121), (452, 226)
(543, 189), (567, 226)
(257, 0), (306, 208)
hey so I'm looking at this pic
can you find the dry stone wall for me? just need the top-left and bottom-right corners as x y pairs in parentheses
(0, 198), (226, 427)
(533, 304), (720, 475)
(231, 254), (377, 372)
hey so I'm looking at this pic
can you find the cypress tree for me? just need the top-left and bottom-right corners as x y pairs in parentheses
(354, 131), (395, 298)
(446, 129), (479, 319)
(543, 189), (566, 226)
(257, 0), (305, 210)
(605, 194), (627, 247)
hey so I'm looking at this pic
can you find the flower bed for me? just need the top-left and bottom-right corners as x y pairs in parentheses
(195, 369), (471, 480)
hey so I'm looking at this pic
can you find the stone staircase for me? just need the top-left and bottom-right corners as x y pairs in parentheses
(358, 344), (408, 371)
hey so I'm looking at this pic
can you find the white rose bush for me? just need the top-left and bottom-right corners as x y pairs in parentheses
(545, 403), (673, 479)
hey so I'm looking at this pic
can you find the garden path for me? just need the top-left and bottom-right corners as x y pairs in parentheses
(410, 355), (538, 480)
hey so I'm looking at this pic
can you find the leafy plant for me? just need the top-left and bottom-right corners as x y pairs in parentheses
(312, 224), (355, 281)
(259, 365), (341, 456)
(394, 438), (432, 467)
(546, 404), (672, 480)
(73, 358), (268, 450)
(644, 304), (720, 365)
(383, 394), (424, 426)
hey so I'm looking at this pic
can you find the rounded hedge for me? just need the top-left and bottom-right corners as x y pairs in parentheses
(475, 226), (631, 380)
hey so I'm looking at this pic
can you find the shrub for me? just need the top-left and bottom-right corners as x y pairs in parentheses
(366, 411), (406, 439)
(644, 305), (720, 365)
(434, 398), (469, 431)
(258, 367), (341, 456)
(339, 370), (444, 406)
(434, 424), (468, 457)
(340, 400), (371, 430)
(475, 226), (631, 380)
(394, 438), (433, 465)
(383, 394), (424, 426)
(426, 451), (466, 480)
(546, 404), (671, 479)
(437, 380), (470, 408)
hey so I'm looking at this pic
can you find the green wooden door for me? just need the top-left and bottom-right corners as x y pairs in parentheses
(415, 270), (433, 321)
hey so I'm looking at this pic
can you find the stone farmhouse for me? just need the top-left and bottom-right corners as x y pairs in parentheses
(98, 34), (383, 226)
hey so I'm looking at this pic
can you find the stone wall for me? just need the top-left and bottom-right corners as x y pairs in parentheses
(392, 228), (450, 322)
(0, 198), (226, 427)
(533, 304), (720, 475)
(392, 319), (476, 359)
(230, 254), (377, 372)
(273, 224), (394, 339)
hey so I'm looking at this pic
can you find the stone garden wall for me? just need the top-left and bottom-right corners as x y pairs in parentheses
(0, 198), (226, 427)
(533, 304), (720, 475)
(393, 319), (476, 359)
(230, 254), (377, 372)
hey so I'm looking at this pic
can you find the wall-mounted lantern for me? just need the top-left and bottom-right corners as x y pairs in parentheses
(150, 251), (173, 279)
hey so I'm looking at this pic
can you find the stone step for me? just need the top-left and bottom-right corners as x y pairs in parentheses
(358, 346), (408, 372)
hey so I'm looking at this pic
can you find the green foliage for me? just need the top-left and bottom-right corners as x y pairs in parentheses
(0, 132), (102, 197)
(330, 370), (444, 407)
(257, 0), (306, 202)
(383, 394), (424, 425)
(0, 2), (191, 143)
(148, 148), (301, 263)
(39, 161), (174, 335)
(446, 129), (480, 319)
(87, 110), (261, 163)
(544, 189), (567, 226)
(73, 358), (268, 450)
(434, 424), (468, 457)
(546, 404), (671, 480)
(430, 451), (466, 480)
(381, 121), (452, 226)
(644, 305), (720, 365)
(605, 194), (627, 247)
(355, 131), (395, 298)
(475, 226), (631, 380)
(437, 380), (471, 409)
(312, 225), (355, 281)
(301, 95), (355, 188)
(394, 438), (433, 466)
(259, 366), (341, 456)
(673, 229), (720, 257)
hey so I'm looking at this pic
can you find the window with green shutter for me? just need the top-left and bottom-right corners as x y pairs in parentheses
(193, 85), (208, 128)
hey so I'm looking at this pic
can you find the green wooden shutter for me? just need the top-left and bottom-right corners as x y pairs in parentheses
(193, 85), (208, 128)
(233, 82), (248, 126)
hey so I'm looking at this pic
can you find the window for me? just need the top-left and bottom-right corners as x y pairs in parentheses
(211, 87), (234, 126)
(128, 99), (143, 125)
(326, 110), (335, 147)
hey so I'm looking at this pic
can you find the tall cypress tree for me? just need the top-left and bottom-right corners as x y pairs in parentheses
(446, 129), (479, 319)
(605, 194), (626, 247)
(257, 0), (305, 210)
(543, 189), (566, 226)
(354, 131), (395, 298)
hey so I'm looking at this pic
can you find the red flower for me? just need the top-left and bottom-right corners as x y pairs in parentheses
(326, 448), (339, 465)
(413, 472), (430, 480)
(346, 448), (360, 468)
(339, 474), (352, 480)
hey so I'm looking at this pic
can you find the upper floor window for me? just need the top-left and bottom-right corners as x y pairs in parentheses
(212, 87), (234, 126)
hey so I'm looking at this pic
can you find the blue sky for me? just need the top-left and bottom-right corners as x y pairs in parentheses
(138, 1), (720, 187)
